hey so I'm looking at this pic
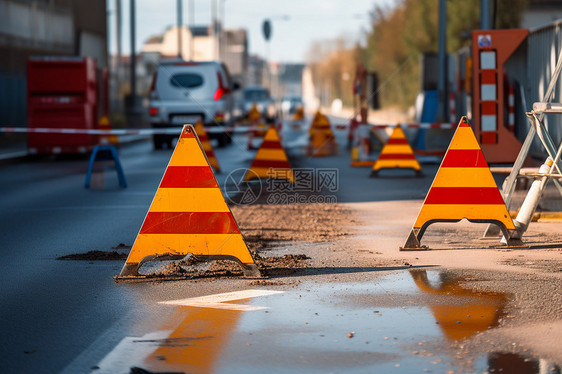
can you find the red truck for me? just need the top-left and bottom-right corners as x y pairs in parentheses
(27, 57), (100, 154)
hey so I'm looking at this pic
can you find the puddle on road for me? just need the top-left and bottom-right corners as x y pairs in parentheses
(95, 270), (561, 374)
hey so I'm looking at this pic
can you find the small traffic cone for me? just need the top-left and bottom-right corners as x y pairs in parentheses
(194, 120), (220, 173)
(118, 125), (260, 278)
(293, 106), (304, 121)
(307, 110), (337, 156)
(247, 103), (267, 150)
(248, 103), (261, 122)
(401, 117), (519, 250)
(245, 125), (295, 184)
(98, 114), (118, 145)
(371, 125), (422, 176)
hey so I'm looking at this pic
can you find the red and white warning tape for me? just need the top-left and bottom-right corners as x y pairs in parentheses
(0, 126), (248, 135)
(335, 123), (457, 130)
(380, 123), (457, 130)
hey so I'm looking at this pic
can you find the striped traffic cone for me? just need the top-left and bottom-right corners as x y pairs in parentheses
(244, 125), (295, 184)
(401, 117), (519, 250)
(371, 125), (422, 177)
(194, 120), (220, 173)
(118, 125), (260, 277)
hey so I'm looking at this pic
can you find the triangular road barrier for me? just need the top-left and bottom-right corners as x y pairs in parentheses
(244, 125), (295, 184)
(401, 117), (519, 250)
(371, 125), (422, 177)
(118, 125), (260, 277)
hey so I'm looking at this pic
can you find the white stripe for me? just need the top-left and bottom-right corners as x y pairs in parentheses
(481, 115), (497, 131)
(480, 51), (496, 69)
(160, 289), (284, 311)
(481, 84), (496, 101)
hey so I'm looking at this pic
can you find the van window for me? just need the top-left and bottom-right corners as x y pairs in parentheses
(169, 74), (204, 89)
(244, 88), (269, 101)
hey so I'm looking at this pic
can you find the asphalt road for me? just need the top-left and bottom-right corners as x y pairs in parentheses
(0, 116), (484, 374)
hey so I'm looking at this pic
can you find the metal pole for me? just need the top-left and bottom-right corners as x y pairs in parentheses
(221, 0), (226, 61)
(177, 0), (183, 59)
(189, 0), (194, 59)
(130, 0), (136, 103)
(114, 0), (122, 111)
(436, 0), (448, 121)
(211, 0), (218, 60)
(480, 0), (491, 29)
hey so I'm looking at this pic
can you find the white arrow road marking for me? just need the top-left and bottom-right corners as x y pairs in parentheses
(159, 289), (284, 311)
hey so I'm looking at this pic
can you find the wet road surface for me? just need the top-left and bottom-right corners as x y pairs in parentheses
(1, 117), (560, 373)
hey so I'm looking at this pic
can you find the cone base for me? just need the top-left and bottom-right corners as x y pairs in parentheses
(117, 254), (261, 278)
(351, 160), (375, 167)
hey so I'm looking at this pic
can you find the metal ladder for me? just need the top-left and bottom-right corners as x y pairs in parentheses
(483, 49), (562, 239)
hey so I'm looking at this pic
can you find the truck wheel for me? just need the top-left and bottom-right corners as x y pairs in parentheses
(153, 136), (163, 150)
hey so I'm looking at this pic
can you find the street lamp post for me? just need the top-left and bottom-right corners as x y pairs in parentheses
(436, 0), (448, 122)
(177, 0), (183, 59)
(262, 16), (289, 94)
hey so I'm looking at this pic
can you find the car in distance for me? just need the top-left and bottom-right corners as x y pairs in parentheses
(239, 86), (276, 122)
(148, 60), (237, 148)
(281, 95), (304, 117)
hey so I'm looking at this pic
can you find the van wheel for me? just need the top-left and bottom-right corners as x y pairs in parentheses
(153, 136), (163, 150)
(217, 133), (229, 148)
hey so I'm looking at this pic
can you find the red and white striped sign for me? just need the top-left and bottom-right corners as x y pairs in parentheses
(479, 50), (498, 144)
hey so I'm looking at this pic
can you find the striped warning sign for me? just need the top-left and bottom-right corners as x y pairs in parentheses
(244, 124), (295, 183)
(371, 125), (422, 177)
(118, 125), (259, 277)
(401, 117), (519, 250)
(194, 120), (220, 173)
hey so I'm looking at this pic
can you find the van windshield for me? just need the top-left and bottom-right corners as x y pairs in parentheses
(170, 74), (204, 89)
(244, 89), (269, 101)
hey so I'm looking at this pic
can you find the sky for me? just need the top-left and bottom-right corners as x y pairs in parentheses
(108, 0), (396, 63)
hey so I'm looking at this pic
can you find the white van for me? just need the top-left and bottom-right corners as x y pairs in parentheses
(148, 60), (237, 148)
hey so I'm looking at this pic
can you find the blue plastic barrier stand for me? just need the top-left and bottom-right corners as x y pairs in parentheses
(85, 145), (127, 188)
(413, 90), (438, 151)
